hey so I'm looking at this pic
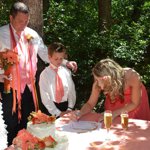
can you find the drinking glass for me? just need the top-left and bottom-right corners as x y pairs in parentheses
(104, 110), (112, 141)
(120, 111), (129, 143)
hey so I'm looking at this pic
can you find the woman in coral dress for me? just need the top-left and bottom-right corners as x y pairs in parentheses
(105, 83), (150, 120)
(71, 58), (150, 121)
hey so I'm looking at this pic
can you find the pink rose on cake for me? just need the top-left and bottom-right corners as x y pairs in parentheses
(43, 136), (57, 148)
(13, 129), (58, 150)
(13, 129), (46, 150)
(28, 110), (56, 124)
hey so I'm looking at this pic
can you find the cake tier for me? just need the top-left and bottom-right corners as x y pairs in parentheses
(27, 122), (55, 139)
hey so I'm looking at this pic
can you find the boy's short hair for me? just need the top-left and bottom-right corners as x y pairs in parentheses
(48, 42), (66, 56)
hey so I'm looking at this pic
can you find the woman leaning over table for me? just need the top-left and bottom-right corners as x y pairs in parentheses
(72, 58), (150, 121)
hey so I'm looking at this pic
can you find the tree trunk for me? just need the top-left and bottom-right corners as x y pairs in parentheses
(98, 0), (111, 31)
(21, 0), (43, 37)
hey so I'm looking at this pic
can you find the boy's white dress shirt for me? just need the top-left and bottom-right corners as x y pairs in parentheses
(39, 65), (76, 117)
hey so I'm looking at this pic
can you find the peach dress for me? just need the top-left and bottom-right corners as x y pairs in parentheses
(105, 84), (150, 120)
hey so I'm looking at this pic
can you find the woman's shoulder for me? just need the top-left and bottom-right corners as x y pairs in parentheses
(123, 67), (141, 86)
(124, 67), (140, 77)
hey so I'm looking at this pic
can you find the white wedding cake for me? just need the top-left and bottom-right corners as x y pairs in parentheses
(13, 110), (68, 150)
(27, 110), (56, 139)
(27, 121), (55, 139)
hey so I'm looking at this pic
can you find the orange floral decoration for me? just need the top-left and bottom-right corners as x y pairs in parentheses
(13, 129), (46, 150)
(0, 50), (19, 93)
(43, 136), (57, 148)
(13, 129), (57, 149)
(13, 111), (57, 149)
(28, 110), (56, 124)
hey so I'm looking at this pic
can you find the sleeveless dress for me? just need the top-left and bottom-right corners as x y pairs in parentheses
(0, 102), (8, 149)
(105, 84), (150, 121)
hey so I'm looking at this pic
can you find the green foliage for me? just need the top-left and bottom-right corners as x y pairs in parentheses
(0, 1), (11, 25)
(44, 0), (103, 110)
(0, 0), (150, 110)
(110, 0), (150, 84)
(43, 0), (150, 110)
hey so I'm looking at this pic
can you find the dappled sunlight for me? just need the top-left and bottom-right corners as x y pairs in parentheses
(106, 118), (150, 149)
(55, 114), (150, 150)
(87, 139), (128, 150)
(82, 118), (150, 150)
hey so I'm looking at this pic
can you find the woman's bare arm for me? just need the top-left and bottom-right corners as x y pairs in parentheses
(79, 80), (101, 117)
(113, 69), (142, 118)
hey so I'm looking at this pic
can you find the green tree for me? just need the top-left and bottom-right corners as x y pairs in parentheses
(1, 0), (150, 110)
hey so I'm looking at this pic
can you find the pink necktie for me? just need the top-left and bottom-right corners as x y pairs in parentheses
(54, 68), (64, 103)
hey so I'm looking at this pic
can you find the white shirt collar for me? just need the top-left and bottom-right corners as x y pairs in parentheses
(50, 63), (61, 70)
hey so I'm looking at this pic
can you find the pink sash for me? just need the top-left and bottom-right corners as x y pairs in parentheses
(9, 25), (39, 121)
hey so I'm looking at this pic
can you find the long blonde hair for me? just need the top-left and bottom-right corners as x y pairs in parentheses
(92, 58), (125, 101)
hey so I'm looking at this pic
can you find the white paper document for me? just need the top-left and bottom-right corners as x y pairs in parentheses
(58, 120), (99, 133)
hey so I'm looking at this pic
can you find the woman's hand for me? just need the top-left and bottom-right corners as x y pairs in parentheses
(92, 80), (101, 92)
(60, 110), (72, 117)
(61, 110), (81, 122)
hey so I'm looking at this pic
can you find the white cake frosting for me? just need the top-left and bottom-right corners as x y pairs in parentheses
(27, 121), (55, 139)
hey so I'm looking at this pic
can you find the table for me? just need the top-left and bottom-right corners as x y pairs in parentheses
(56, 112), (150, 150)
